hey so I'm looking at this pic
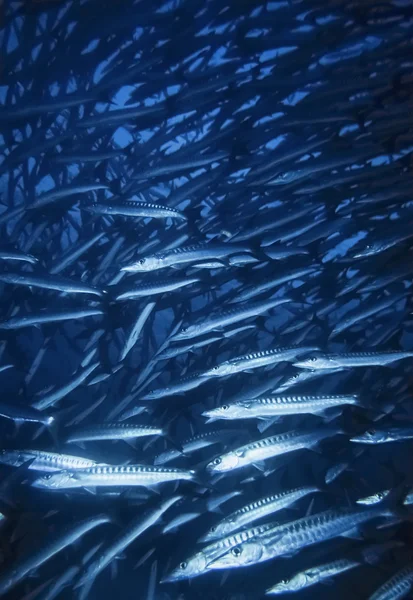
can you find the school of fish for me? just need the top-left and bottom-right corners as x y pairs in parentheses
(0, 0), (413, 599)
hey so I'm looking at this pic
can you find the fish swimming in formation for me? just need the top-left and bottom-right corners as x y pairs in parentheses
(0, 0), (412, 598)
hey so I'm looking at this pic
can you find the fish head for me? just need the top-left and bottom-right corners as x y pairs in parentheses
(350, 428), (386, 444)
(205, 363), (233, 377)
(293, 355), (337, 369)
(268, 170), (296, 185)
(352, 242), (381, 259)
(0, 449), (26, 467)
(268, 573), (308, 594)
(202, 403), (243, 421)
(122, 257), (157, 272)
(141, 387), (167, 400)
(356, 490), (390, 506)
(172, 324), (196, 341)
(206, 540), (264, 570)
(206, 452), (240, 473)
(32, 470), (78, 489)
(199, 521), (232, 542)
(162, 552), (209, 582)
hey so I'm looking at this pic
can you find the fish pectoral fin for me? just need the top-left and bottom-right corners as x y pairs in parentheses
(257, 417), (278, 434)
(252, 461), (266, 472)
(340, 527), (363, 540)
(83, 487), (97, 495)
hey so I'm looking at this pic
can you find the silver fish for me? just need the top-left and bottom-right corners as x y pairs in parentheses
(65, 423), (163, 443)
(173, 297), (291, 341)
(85, 201), (187, 220)
(0, 515), (111, 595)
(32, 464), (195, 489)
(0, 273), (104, 297)
(206, 427), (342, 473)
(200, 486), (320, 542)
(203, 346), (320, 378)
(115, 277), (199, 300)
(0, 309), (104, 330)
(202, 394), (359, 422)
(122, 242), (252, 272)
(294, 351), (413, 369)
(76, 496), (180, 586)
(0, 449), (105, 472)
(266, 558), (361, 595)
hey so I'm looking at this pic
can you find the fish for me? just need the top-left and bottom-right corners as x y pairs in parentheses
(202, 394), (359, 422)
(115, 277), (200, 300)
(0, 515), (111, 596)
(350, 427), (413, 444)
(0, 309), (104, 330)
(1, 1), (412, 597)
(294, 351), (413, 369)
(266, 557), (361, 595)
(367, 563), (413, 600)
(200, 486), (321, 542)
(64, 423), (164, 443)
(0, 272), (104, 297)
(203, 346), (320, 378)
(76, 496), (180, 588)
(84, 201), (187, 221)
(32, 465), (196, 490)
(206, 427), (343, 473)
(121, 242), (253, 273)
(0, 449), (107, 472)
(173, 297), (292, 341)
(205, 504), (403, 572)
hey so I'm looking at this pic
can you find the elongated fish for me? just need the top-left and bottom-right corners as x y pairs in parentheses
(77, 496), (180, 586)
(0, 273), (104, 297)
(162, 522), (279, 582)
(0, 515), (111, 595)
(206, 505), (400, 571)
(266, 558), (361, 595)
(29, 184), (109, 209)
(203, 394), (359, 421)
(200, 486), (321, 542)
(84, 201), (187, 220)
(368, 563), (413, 600)
(115, 277), (199, 300)
(294, 351), (413, 369)
(203, 346), (320, 378)
(0, 401), (55, 426)
(0, 309), (104, 330)
(65, 423), (163, 443)
(122, 242), (252, 272)
(173, 297), (291, 341)
(0, 449), (106, 472)
(206, 427), (342, 473)
(351, 427), (413, 444)
(32, 465), (195, 489)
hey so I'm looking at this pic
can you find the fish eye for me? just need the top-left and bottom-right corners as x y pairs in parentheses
(210, 526), (217, 532)
(231, 546), (242, 557)
(179, 562), (187, 570)
(139, 259), (146, 264)
(222, 405), (229, 410)
(213, 457), (221, 466)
